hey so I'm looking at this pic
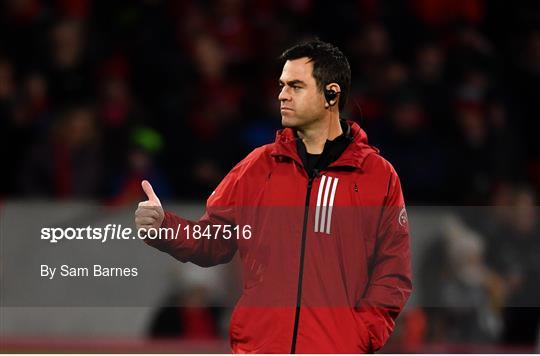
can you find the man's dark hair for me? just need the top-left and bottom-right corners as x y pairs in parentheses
(280, 39), (351, 112)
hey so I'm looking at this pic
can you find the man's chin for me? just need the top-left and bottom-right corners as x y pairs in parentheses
(281, 116), (299, 128)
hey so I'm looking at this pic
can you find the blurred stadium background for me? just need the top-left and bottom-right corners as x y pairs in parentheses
(1, 0), (540, 353)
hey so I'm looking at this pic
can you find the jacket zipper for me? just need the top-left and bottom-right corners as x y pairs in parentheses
(290, 171), (317, 353)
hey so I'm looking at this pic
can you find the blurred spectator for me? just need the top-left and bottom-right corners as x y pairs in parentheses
(419, 215), (502, 343)
(347, 23), (392, 123)
(483, 185), (540, 346)
(108, 126), (171, 205)
(445, 67), (518, 203)
(176, 33), (246, 198)
(17, 71), (51, 128)
(413, 42), (451, 135)
(98, 57), (132, 129)
(369, 90), (450, 203)
(19, 105), (102, 198)
(46, 20), (95, 108)
(209, 0), (255, 63)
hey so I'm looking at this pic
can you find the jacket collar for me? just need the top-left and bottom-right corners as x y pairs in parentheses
(270, 120), (378, 171)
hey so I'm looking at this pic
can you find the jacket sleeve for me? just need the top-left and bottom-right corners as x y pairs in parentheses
(143, 166), (239, 267)
(356, 169), (412, 352)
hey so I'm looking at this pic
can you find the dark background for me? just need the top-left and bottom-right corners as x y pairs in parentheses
(3, 0), (540, 205)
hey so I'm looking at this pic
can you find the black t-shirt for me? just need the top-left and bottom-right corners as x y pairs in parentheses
(295, 120), (353, 177)
(305, 152), (321, 174)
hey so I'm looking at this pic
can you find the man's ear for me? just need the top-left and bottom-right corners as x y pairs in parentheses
(324, 83), (342, 107)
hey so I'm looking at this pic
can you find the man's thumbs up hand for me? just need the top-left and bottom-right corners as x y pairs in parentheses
(135, 180), (165, 231)
(141, 180), (161, 206)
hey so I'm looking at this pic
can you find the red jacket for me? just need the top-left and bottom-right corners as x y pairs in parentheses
(146, 121), (412, 353)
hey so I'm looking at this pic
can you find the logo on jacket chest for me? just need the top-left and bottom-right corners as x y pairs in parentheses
(314, 175), (340, 234)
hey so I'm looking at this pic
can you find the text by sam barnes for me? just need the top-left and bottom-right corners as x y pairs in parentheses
(41, 264), (138, 279)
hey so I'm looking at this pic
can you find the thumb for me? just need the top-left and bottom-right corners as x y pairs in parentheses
(141, 180), (161, 205)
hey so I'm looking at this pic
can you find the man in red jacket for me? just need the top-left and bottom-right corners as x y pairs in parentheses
(135, 39), (412, 353)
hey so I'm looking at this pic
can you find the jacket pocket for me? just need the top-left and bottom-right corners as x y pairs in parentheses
(353, 311), (373, 353)
(229, 295), (245, 341)
(229, 304), (286, 353)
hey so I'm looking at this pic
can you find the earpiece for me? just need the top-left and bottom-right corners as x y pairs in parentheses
(324, 88), (339, 107)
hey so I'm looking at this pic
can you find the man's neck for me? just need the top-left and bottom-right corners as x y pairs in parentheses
(297, 115), (343, 154)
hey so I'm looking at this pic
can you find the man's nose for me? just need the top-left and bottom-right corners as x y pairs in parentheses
(278, 87), (291, 102)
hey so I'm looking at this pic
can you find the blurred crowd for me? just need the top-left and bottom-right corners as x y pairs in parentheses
(1, 0), (540, 351)
(2, 0), (540, 205)
(416, 185), (540, 349)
